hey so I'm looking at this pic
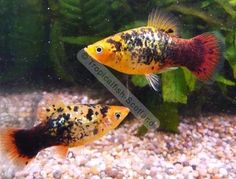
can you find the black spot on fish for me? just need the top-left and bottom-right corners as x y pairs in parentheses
(57, 107), (63, 112)
(134, 38), (143, 47)
(79, 133), (84, 139)
(67, 106), (72, 110)
(87, 104), (95, 108)
(76, 119), (82, 125)
(86, 108), (94, 121)
(95, 111), (99, 115)
(50, 112), (55, 117)
(167, 29), (174, 33)
(46, 108), (50, 112)
(93, 121), (98, 125)
(142, 48), (153, 65)
(121, 33), (131, 41)
(93, 128), (98, 135)
(106, 39), (122, 52)
(100, 106), (108, 118)
(62, 113), (70, 121)
(73, 106), (78, 112)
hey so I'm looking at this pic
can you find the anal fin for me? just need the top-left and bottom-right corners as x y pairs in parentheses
(54, 145), (69, 159)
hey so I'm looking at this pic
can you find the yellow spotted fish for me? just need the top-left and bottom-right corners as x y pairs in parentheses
(85, 9), (224, 90)
(0, 99), (129, 166)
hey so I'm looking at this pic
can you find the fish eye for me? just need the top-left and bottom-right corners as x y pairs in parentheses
(96, 46), (103, 54)
(114, 112), (121, 120)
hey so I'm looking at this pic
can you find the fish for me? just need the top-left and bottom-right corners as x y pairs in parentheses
(84, 9), (224, 90)
(0, 99), (130, 166)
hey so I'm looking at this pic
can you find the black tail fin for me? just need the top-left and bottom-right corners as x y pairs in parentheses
(0, 128), (41, 166)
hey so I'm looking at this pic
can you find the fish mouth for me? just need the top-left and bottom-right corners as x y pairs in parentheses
(84, 47), (88, 52)
(83, 46), (98, 62)
(120, 106), (130, 118)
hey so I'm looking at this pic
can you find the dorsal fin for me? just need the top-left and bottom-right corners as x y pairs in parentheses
(37, 96), (66, 122)
(147, 9), (180, 37)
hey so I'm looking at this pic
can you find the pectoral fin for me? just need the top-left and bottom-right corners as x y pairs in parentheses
(145, 74), (160, 91)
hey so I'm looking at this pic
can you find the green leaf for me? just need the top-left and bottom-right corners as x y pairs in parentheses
(131, 75), (148, 87)
(225, 45), (236, 78)
(229, 0), (236, 6)
(231, 64), (236, 78)
(81, 0), (113, 35)
(161, 69), (188, 104)
(201, 1), (211, 8)
(225, 30), (236, 78)
(61, 36), (101, 45)
(182, 68), (196, 91)
(136, 125), (148, 136)
(59, 0), (81, 14)
(156, 102), (179, 133)
(49, 21), (74, 82)
(215, 74), (236, 86)
(136, 92), (180, 134)
(137, 102), (179, 135)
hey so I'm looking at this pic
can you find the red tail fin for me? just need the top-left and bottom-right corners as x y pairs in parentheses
(189, 33), (224, 81)
(187, 33), (224, 81)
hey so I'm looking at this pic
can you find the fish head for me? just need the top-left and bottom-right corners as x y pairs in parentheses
(84, 37), (116, 64)
(84, 34), (132, 72)
(105, 105), (130, 129)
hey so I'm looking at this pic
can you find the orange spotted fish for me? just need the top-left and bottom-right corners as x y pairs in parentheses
(0, 100), (129, 166)
(85, 9), (224, 90)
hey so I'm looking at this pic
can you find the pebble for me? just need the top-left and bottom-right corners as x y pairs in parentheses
(91, 175), (100, 179)
(219, 168), (228, 176)
(53, 170), (62, 179)
(105, 167), (119, 177)
(149, 167), (158, 176)
(182, 166), (193, 175)
(174, 163), (183, 170)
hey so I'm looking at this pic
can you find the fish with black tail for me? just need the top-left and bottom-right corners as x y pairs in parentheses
(85, 9), (224, 90)
(0, 99), (129, 167)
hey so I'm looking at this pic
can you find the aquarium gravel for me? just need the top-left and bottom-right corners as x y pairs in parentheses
(0, 90), (235, 178)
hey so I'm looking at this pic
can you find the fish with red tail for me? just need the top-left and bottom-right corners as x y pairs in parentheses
(0, 99), (129, 166)
(85, 9), (224, 90)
